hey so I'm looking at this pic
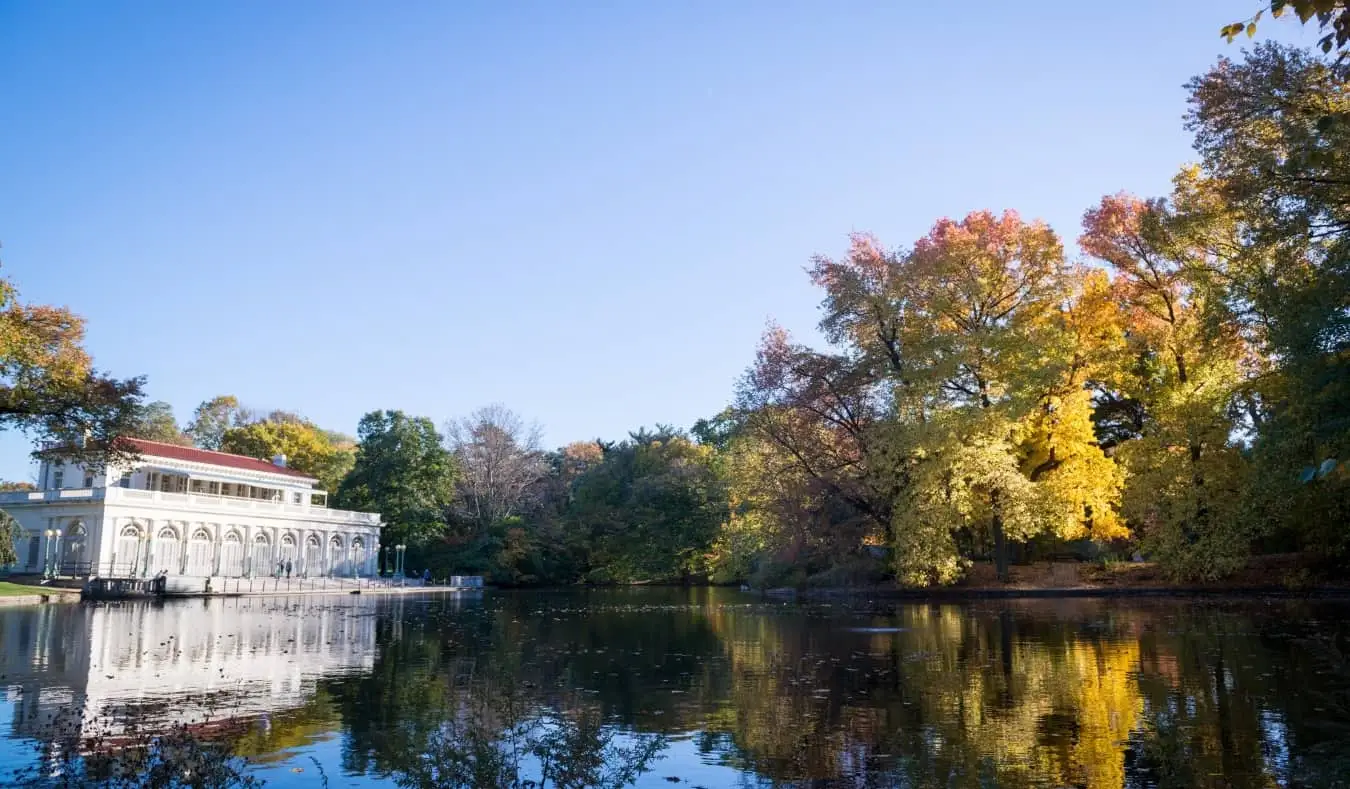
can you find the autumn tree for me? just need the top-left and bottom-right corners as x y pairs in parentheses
(1222, 1), (1350, 52)
(799, 214), (1124, 585)
(0, 271), (145, 468)
(735, 323), (892, 547)
(1081, 192), (1252, 579)
(221, 415), (356, 494)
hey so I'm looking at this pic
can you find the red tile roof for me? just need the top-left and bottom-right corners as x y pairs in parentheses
(117, 438), (317, 481)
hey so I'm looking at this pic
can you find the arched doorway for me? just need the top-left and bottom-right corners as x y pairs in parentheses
(303, 535), (321, 577)
(251, 533), (271, 577)
(114, 524), (142, 576)
(351, 537), (365, 577)
(186, 529), (213, 576)
(279, 533), (297, 573)
(62, 521), (87, 573)
(220, 531), (244, 577)
(155, 526), (181, 575)
(328, 535), (344, 577)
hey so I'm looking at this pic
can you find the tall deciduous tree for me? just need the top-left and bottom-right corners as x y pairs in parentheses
(1081, 192), (1251, 579)
(569, 428), (727, 583)
(1180, 44), (1350, 559)
(799, 213), (1124, 584)
(0, 271), (144, 468)
(446, 405), (547, 529)
(186, 395), (248, 450)
(126, 400), (192, 445)
(334, 411), (456, 551)
(221, 416), (355, 494)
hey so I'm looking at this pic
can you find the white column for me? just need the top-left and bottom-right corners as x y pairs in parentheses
(179, 522), (191, 575)
(243, 524), (253, 576)
(212, 523), (223, 576)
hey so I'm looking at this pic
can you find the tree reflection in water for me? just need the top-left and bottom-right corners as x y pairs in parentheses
(8, 704), (263, 789)
(4, 591), (1350, 787)
(396, 676), (665, 789)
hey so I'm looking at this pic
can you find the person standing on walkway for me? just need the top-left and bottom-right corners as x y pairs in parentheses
(285, 559), (293, 578)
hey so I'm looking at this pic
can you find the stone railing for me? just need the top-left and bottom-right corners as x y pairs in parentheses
(0, 488), (103, 504)
(0, 486), (379, 525)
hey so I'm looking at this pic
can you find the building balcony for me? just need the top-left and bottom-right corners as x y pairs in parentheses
(0, 487), (380, 527)
(0, 488), (103, 504)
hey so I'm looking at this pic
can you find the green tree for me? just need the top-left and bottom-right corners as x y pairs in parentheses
(569, 428), (728, 583)
(126, 400), (191, 445)
(334, 410), (456, 552)
(1180, 44), (1350, 560)
(185, 394), (247, 450)
(0, 481), (32, 567)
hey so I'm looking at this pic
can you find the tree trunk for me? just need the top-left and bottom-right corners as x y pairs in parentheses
(991, 489), (1009, 582)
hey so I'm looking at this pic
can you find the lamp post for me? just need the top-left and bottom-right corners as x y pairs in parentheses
(43, 529), (63, 578)
(395, 544), (406, 580)
(140, 532), (152, 578)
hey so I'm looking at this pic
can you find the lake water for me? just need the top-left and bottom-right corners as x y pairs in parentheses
(0, 589), (1348, 788)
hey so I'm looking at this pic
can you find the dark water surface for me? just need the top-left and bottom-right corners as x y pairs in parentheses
(1, 589), (1348, 787)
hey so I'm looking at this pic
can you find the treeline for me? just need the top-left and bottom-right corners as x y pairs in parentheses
(124, 398), (728, 585)
(715, 42), (1350, 586)
(7, 40), (1347, 587)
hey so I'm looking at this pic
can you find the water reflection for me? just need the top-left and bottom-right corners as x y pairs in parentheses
(1, 590), (1348, 787)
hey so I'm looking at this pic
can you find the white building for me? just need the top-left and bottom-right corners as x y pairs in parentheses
(1, 438), (383, 579)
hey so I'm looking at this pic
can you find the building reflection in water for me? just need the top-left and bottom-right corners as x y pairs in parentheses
(0, 595), (473, 758)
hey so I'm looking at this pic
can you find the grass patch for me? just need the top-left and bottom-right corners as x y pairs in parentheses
(0, 581), (64, 597)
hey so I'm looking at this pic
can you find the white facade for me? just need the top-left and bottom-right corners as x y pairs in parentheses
(1, 440), (382, 579)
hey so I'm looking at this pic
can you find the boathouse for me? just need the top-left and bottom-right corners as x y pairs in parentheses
(1, 438), (383, 580)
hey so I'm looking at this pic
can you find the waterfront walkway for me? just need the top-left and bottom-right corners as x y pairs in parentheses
(81, 574), (484, 600)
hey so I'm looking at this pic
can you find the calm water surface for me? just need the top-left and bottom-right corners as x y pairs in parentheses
(1, 589), (1348, 788)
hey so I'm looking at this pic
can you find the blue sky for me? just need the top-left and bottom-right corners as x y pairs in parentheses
(0, 1), (1317, 481)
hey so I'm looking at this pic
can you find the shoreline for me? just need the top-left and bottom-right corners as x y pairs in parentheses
(795, 585), (1350, 600)
(156, 585), (482, 600)
(0, 590), (83, 606)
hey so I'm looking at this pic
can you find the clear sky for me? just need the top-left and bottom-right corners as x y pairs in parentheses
(0, 1), (1318, 482)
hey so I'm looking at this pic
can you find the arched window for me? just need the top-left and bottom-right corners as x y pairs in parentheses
(115, 523), (144, 575)
(63, 520), (88, 569)
(154, 527), (182, 575)
(186, 529), (213, 576)
(221, 531), (245, 576)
